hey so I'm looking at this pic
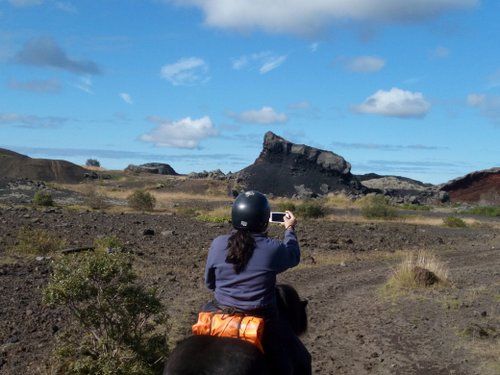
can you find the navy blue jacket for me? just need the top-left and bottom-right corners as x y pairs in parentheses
(204, 229), (300, 311)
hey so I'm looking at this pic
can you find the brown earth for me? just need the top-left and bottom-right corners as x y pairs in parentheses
(0, 205), (499, 374)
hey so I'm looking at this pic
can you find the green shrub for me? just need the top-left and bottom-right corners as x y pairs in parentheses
(361, 195), (397, 219)
(43, 251), (166, 375)
(443, 216), (467, 228)
(464, 206), (500, 217)
(85, 158), (100, 167)
(275, 201), (296, 212)
(12, 227), (65, 255)
(94, 236), (124, 253)
(33, 190), (54, 206)
(127, 190), (156, 211)
(296, 201), (325, 218)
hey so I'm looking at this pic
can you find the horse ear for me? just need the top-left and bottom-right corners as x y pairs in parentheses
(302, 300), (308, 307)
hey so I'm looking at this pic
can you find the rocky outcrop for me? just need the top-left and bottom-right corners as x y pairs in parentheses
(188, 169), (233, 180)
(0, 148), (93, 183)
(237, 132), (365, 197)
(440, 167), (500, 204)
(125, 163), (178, 175)
(357, 174), (432, 191)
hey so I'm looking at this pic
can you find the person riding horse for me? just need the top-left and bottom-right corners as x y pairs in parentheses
(201, 190), (312, 374)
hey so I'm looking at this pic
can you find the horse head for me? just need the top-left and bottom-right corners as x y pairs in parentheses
(275, 284), (308, 336)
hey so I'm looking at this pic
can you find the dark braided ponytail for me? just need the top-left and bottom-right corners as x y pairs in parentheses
(225, 230), (256, 274)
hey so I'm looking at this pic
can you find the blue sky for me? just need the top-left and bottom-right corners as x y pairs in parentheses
(0, 0), (498, 183)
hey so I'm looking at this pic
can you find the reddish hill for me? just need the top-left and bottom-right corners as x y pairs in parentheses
(440, 167), (500, 204)
(0, 148), (91, 183)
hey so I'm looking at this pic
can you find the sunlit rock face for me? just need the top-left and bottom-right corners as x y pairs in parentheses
(237, 132), (365, 198)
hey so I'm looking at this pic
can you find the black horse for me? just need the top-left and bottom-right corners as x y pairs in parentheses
(164, 284), (309, 375)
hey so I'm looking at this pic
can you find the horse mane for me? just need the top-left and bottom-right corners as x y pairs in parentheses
(275, 284), (308, 336)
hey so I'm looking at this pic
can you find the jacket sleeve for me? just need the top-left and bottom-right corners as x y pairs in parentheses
(204, 242), (216, 291)
(272, 229), (301, 273)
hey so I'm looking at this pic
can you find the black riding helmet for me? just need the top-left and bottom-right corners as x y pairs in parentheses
(232, 191), (270, 232)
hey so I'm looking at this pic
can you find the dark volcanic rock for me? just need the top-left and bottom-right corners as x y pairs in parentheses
(440, 167), (500, 204)
(413, 266), (439, 286)
(237, 132), (365, 197)
(0, 148), (90, 183)
(125, 163), (178, 175)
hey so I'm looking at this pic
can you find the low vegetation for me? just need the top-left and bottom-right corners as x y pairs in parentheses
(275, 200), (325, 218)
(386, 250), (449, 291)
(127, 190), (156, 211)
(196, 206), (231, 223)
(33, 190), (54, 207)
(84, 186), (109, 210)
(43, 251), (166, 374)
(85, 158), (101, 167)
(463, 206), (500, 217)
(295, 201), (326, 218)
(11, 227), (65, 255)
(398, 203), (431, 211)
(94, 235), (124, 253)
(360, 195), (397, 219)
(443, 216), (467, 228)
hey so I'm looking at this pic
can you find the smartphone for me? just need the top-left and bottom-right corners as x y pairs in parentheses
(269, 212), (286, 223)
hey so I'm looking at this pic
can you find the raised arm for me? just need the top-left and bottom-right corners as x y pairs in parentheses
(272, 211), (301, 273)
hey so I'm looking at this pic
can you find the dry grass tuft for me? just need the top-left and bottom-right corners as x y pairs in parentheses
(386, 250), (449, 291)
(196, 206), (231, 223)
(323, 193), (354, 209)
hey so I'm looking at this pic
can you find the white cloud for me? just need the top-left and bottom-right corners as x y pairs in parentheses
(467, 93), (500, 124)
(354, 87), (431, 118)
(259, 55), (287, 74)
(119, 92), (133, 104)
(431, 46), (450, 59)
(140, 116), (218, 148)
(9, 0), (42, 6)
(171, 0), (478, 35)
(160, 57), (209, 86)
(74, 76), (93, 94)
(343, 56), (385, 73)
(231, 51), (287, 74)
(310, 42), (320, 52)
(229, 106), (288, 124)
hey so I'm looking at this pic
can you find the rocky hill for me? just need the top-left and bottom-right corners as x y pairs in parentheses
(0, 148), (92, 183)
(237, 132), (366, 197)
(440, 167), (500, 204)
(125, 163), (178, 175)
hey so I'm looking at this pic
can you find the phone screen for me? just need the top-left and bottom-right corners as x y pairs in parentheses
(270, 212), (286, 223)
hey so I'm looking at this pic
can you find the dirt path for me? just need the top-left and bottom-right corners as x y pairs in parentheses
(0, 206), (498, 374)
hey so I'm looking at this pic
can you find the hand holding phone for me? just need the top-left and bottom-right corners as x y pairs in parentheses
(269, 212), (286, 223)
(283, 211), (297, 230)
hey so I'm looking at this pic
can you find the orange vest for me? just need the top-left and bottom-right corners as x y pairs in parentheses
(192, 312), (265, 352)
